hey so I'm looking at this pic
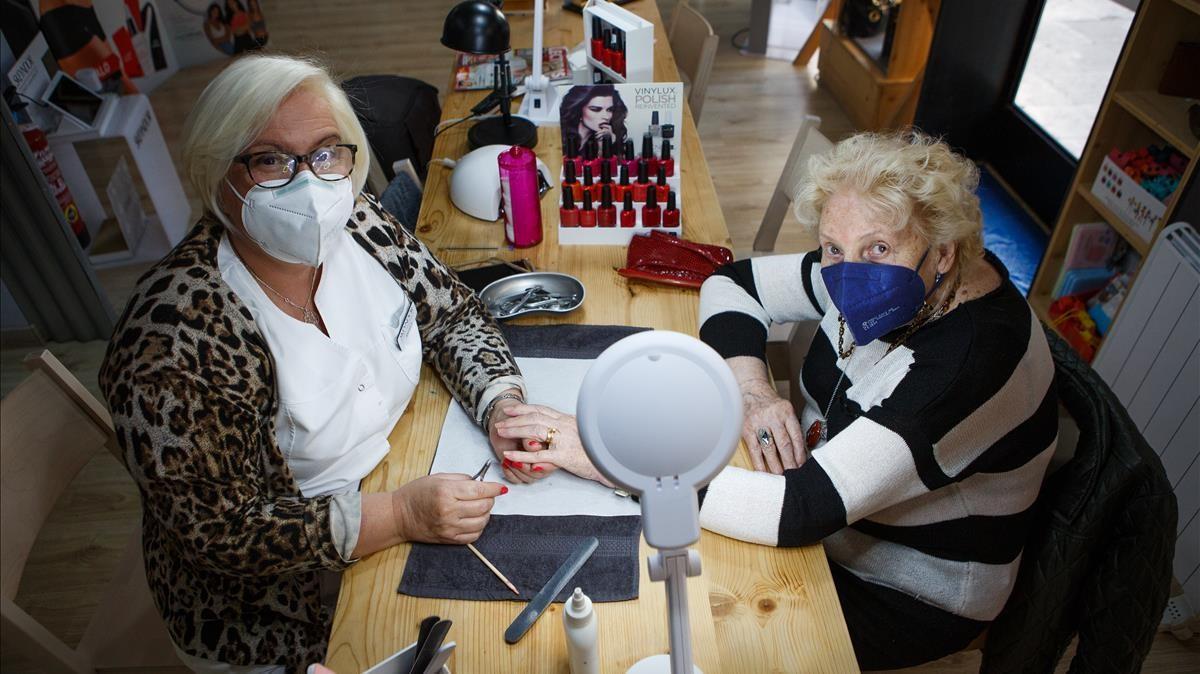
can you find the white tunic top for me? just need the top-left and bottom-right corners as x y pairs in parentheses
(218, 229), (421, 497)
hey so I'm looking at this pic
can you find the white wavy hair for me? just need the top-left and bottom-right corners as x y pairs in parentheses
(181, 54), (369, 220)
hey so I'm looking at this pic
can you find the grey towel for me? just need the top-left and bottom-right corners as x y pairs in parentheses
(399, 324), (651, 603)
(398, 515), (641, 602)
(501, 324), (648, 359)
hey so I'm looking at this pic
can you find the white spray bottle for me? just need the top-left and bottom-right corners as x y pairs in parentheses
(563, 587), (599, 674)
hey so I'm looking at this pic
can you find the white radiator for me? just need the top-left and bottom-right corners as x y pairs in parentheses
(1093, 222), (1200, 613)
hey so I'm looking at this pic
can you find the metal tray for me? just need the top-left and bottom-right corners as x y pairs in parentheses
(479, 272), (585, 320)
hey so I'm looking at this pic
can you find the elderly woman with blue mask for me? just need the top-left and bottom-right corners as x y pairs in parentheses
(493, 131), (1059, 670)
(99, 55), (541, 672)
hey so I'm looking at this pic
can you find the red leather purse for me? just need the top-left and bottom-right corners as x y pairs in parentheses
(616, 231), (734, 289)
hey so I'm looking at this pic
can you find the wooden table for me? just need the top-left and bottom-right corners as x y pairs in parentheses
(327, 2), (857, 671)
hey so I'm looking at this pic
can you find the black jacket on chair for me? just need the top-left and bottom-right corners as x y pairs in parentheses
(342, 74), (440, 183)
(981, 327), (1177, 673)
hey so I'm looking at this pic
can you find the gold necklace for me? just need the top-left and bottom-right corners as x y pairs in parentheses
(811, 273), (963, 449)
(247, 266), (320, 325)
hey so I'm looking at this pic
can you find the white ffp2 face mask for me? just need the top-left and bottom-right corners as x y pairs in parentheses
(227, 172), (355, 266)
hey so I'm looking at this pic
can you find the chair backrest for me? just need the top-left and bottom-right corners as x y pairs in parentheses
(668, 2), (719, 122)
(1, 350), (130, 673)
(752, 115), (833, 253)
(1, 351), (120, 601)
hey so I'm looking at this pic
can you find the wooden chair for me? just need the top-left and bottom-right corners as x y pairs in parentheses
(668, 2), (719, 122)
(752, 116), (834, 402)
(752, 114), (833, 254)
(1, 351), (182, 672)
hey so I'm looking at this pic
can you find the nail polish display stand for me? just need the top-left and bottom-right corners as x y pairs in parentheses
(557, 170), (683, 245)
(583, 0), (654, 84)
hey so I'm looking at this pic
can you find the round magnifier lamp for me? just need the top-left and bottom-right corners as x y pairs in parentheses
(577, 331), (743, 674)
(441, 0), (539, 149)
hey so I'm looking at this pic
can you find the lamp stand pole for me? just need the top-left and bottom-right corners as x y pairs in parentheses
(518, 0), (560, 125)
(626, 548), (704, 674)
(468, 49), (539, 149)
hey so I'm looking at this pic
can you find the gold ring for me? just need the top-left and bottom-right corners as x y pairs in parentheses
(545, 426), (558, 448)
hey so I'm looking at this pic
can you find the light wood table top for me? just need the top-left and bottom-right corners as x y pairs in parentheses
(327, 2), (857, 672)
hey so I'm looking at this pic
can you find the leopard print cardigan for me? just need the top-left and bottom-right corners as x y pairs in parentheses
(99, 194), (521, 668)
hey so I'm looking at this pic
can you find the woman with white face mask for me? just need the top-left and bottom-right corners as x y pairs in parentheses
(99, 55), (536, 672)
(492, 132), (1060, 670)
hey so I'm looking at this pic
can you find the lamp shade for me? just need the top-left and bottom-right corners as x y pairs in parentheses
(441, 0), (510, 55)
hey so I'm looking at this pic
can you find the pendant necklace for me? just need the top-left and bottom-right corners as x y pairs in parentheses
(805, 272), (962, 449)
(247, 266), (320, 325)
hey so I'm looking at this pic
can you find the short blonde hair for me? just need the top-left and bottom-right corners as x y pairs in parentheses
(181, 54), (370, 220)
(793, 130), (983, 269)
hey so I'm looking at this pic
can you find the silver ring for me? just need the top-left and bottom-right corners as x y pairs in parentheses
(757, 428), (774, 448)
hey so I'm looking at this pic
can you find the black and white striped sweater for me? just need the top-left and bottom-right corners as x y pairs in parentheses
(697, 250), (1058, 623)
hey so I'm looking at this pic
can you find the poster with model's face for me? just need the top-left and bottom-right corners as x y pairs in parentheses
(557, 82), (683, 159)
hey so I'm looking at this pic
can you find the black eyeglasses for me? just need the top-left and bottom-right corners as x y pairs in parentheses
(234, 143), (358, 188)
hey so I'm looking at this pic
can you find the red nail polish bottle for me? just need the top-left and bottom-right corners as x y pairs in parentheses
(622, 139), (639, 176)
(591, 17), (604, 60)
(602, 29), (613, 67)
(655, 164), (670, 203)
(581, 164), (594, 202)
(602, 135), (618, 175)
(613, 163), (630, 202)
(560, 188), (579, 227)
(565, 136), (583, 177)
(562, 161), (582, 202)
(580, 192), (596, 227)
(599, 160), (612, 189)
(632, 161), (649, 203)
(598, 184), (616, 227)
(660, 139), (675, 178)
(642, 188), (661, 227)
(614, 31), (626, 76)
(641, 132), (659, 177)
(663, 190), (680, 228)
(620, 191), (636, 227)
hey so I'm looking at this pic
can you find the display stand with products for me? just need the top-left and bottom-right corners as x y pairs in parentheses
(582, 0), (654, 83)
(1029, 0), (1200, 362)
(554, 82), (683, 245)
(48, 93), (188, 268)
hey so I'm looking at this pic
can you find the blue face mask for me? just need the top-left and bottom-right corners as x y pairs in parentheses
(820, 248), (942, 345)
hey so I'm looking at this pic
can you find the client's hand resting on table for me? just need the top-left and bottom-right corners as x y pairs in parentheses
(487, 394), (557, 484)
(492, 403), (614, 488)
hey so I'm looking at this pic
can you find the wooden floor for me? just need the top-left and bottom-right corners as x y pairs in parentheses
(2, 0), (1197, 671)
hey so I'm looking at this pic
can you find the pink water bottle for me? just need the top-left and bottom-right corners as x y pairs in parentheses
(498, 146), (543, 248)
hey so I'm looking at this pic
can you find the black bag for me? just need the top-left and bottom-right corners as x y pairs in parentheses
(342, 75), (441, 183)
(838, 0), (891, 38)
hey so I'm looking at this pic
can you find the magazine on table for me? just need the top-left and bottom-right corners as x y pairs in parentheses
(453, 47), (571, 91)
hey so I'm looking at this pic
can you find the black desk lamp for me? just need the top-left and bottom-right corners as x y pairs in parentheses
(442, 0), (538, 150)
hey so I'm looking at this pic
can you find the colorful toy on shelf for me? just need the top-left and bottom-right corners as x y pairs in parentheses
(1091, 143), (1186, 244)
(1049, 295), (1102, 362)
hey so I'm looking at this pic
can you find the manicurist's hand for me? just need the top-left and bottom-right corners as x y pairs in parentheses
(493, 404), (612, 487)
(391, 473), (507, 544)
(727, 356), (807, 475)
(488, 394), (554, 484)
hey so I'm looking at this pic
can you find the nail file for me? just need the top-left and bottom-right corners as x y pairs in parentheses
(504, 536), (599, 644)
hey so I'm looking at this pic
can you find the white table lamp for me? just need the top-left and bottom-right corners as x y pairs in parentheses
(517, 0), (561, 125)
(577, 331), (742, 674)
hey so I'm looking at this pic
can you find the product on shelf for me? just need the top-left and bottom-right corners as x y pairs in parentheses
(1091, 143), (1186, 242)
(556, 82), (684, 244)
(582, 0), (653, 83)
(1048, 296), (1101, 362)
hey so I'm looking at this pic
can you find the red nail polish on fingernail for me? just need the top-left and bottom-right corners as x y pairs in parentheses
(534, 466), (544, 472)
(501, 458), (511, 468)
(500, 486), (509, 495)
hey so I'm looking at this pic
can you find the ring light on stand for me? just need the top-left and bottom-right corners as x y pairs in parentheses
(442, 0), (539, 149)
(517, 0), (561, 125)
(577, 331), (742, 674)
